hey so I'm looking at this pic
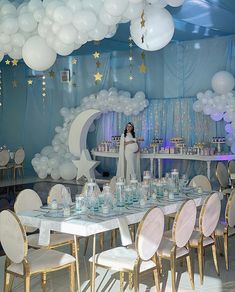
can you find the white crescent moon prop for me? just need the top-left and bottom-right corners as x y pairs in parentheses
(68, 109), (101, 157)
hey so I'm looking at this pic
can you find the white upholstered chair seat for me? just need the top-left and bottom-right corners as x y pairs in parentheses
(89, 246), (156, 272)
(27, 233), (74, 248)
(189, 230), (214, 247)
(7, 248), (75, 275)
(215, 222), (235, 237)
(157, 238), (189, 259)
(222, 188), (232, 195)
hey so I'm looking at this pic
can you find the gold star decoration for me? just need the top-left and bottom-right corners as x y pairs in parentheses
(94, 72), (103, 81)
(72, 58), (77, 65)
(93, 51), (100, 59)
(128, 36), (132, 41)
(141, 35), (144, 44)
(141, 52), (145, 59)
(12, 80), (17, 88)
(129, 43), (133, 48)
(48, 70), (55, 77)
(96, 61), (101, 68)
(27, 79), (33, 85)
(140, 11), (145, 28)
(5, 60), (10, 65)
(139, 63), (147, 74)
(129, 75), (134, 80)
(128, 56), (133, 61)
(12, 59), (18, 66)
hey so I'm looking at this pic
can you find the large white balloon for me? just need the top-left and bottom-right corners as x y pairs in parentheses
(59, 162), (77, 180)
(130, 6), (174, 51)
(104, 0), (129, 17)
(22, 36), (57, 70)
(211, 71), (235, 94)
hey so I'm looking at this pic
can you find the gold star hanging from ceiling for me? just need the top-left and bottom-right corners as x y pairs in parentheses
(93, 51), (100, 59)
(94, 72), (103, 81)
(48, 70), (55, 77)
(129, 75), (134, 80)
(128, 36), (132, 41)
(27, 79), (33, 85)
(12, 59), (18, 66)
(5, 60), (10, 65)
(141, 52), (145, 59)
(12, 80), (17, 88)
(72, 58), (77, 65)
(140, 11), (145, 28)
(139, 63), (147, 74)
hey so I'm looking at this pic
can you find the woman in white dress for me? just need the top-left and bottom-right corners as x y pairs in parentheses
(117, 122), (141, 182)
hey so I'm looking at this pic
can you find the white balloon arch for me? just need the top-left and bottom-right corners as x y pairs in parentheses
(0, 0), (185, 70)
(193, 70), (235, 153)
(31, 88), (149, 180)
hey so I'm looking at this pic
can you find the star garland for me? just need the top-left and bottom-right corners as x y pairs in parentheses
(140, 10), (145, 44)
(5, 59), (18, 66)
(93, 51), (103, 83)
(0, 70), (2, 108)
(128, 36), (134, 81)
(42, 75), (46, 97)
(139, 51), (147, 74)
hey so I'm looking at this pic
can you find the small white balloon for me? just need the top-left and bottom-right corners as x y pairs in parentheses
(211, 71), (235, 94)
(1, 16), (18, 35)
(88, 21), (109, 41)
(123, 2), (144, 20)
(18, 12), (37, 32)
(58, 24), (77, 44)
(166, 0), (185, 7)
(53, 6), (72, 25)
(73, 9), (97, 32)
(104, 0), (129, 17)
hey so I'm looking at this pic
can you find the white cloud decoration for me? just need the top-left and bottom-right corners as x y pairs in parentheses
(192, 71), (235, 153)
(31, 88), (149, 180)
(0, 0), (185, 70)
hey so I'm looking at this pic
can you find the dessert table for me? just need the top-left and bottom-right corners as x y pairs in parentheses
(17, 190), (222, 292)
(91, 150), (235, 179)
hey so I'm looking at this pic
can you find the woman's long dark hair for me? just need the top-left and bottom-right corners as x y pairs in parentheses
(124, 122), (135, 138)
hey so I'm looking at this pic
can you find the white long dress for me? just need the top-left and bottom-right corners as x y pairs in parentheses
(116, 133), (141, 182)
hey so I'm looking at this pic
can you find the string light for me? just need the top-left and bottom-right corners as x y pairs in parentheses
(128, 35), (134, 81)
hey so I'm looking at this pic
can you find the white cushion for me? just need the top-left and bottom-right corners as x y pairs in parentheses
(27, 233), (74, 248)
(89, 246), (156, 272)
(215, 222), (235, 237)
(157, 238), (188, 259)
(189, 230), (214, 247)
(7, 249), (75, 275)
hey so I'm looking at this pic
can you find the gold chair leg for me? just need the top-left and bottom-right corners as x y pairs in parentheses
(83, 237), (89, 256)
(4, 271), (11, 292)
(153, 267), (161, 292)
(224, 233), (229, 270)
(69, 263), (75, 292)
(24, 275), (30, 292)
(111, 229), (117, 247)
(212, 243), (219, 275)
(170, 255), (176, 292)
(134, 270), (139, 292)
(186, 254), (194, 290)
(197, 244), (204, 285)
(99, 232), (104, 251)
(120, 271), (125, 292)
(129, 272), (134, 290)
(41, 272), (46, 292)
(130, 224), (135, 242)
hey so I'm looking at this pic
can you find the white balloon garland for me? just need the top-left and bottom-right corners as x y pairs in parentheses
(0, 0), (185, 70)
(31, 88), (149, 180)
(193, 71), (235, 153)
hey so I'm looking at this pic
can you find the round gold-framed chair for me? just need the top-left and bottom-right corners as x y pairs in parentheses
(189, 174), (212, 192)
(0, 209), (76, 292)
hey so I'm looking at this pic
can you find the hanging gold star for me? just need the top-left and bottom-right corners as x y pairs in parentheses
(5, 60), (10, 65)
(129, 43), (133, 48)
(72, 58), (77, 65)
(12, 80), (17, 88)
(94, 72), (103, 81)
(96, 61), (101, 68)
(27, 79), (33, 85)
(128, 56), (133, 61)
(12, 59), (18, 66)
(139, 63), (147, 74)
(48, 70), (55, 77)
(141, 35), (144, 44)
(93, 51), (100, 59)
(141, 52), (145, 59)
(129, 75), (134, 80)
(128, 36), (132, 41)
(140, 11), (145, 28)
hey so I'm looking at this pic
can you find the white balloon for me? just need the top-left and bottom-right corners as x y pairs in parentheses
(8, 46), (22, 59)
(59, 161), (77, 180)
(76, 31), (88, 45)
(11, 33), (25, 47)
(53, 39), (74, 56)
(225, 123), (233, 133)
(38, 22), (48, 37)
(99, 8), (121, 26)
(45, 0), (64, 18)
(28, 0), (43, 12)
(33, 8), (45, 21)
(0, 33), (10, 44)
(58, 24), (77, 44)
(51, 169), (61, 180)
(146, 0), (167, 7)
(104, 0), (129, 17)
(73, 10), (97, 32)
(130, 6), (174, 51)
(17, 3), (28, 15)
(88, 21), (109, 41)
(211, 71), (235, 94)
(166, 0), (184, 6)
(1, 16), (18, 34)
(123, 2), (144, 20)
(82, 0), (103, 11)
(66, 0), (82, 12)
(18, 12), (37, 32)
(0, 51), (4, 62)
(1, 3), (17, 15)
(193, 100), (203, 112)
(22, 36), (57, 70)
(210, 112), (223, 122)
(105, 25), (118, 38)
(38, 170), (47, 179)
(53, 6), (72, 25)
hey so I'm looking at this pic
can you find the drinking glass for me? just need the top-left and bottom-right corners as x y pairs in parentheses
(75, 195), (85, 213)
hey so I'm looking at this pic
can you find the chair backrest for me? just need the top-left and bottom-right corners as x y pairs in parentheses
(226, 189), (235, 228)
(109, 176), (117, 194)
(0, 149), (10, 166)
(81, 182), (101, 195)
(172, 200), (197, 248)
(48, 184), (72, 204)
(199, 192), (221, 237)
(216, 162), (230, 188)
(136, 207), (164, 261)
(189, 175), (212, 192)
(0, 210), (27, 264)
(14, 189), (42, 233)
(14, 148), (25, 165)
(228, 160), (235, 176)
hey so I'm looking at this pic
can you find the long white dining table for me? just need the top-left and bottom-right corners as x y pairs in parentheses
(17, 191), (222, 292)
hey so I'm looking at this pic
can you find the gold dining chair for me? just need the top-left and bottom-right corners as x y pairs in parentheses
(89, 207), (165, 292)
(189, 175), (212, 192)
(14, 189), (76, 255)
(228, 160), (235, 187)
(216, 162), (232, 196)
(215, 189), (235, 270)
(157, 199), (197, 292)
(189, 192), (221, 285)
(0, 149), (10, 179)
(47, 183), (72, 205)
(12, 147), (25, 180)
(0, 210), (76, 292)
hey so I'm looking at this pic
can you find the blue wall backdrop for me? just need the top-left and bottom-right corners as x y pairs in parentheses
(0, 34), (234, 176)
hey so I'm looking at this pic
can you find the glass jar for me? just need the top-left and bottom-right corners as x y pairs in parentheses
(115, 181), (125, 207)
